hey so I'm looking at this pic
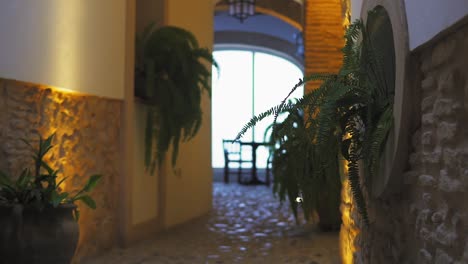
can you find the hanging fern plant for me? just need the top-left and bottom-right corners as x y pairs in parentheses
(236, 14), (394, 226)
(135, 24), (218, 174)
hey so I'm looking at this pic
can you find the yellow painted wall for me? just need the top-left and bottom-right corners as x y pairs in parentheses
(128, 0), (165, 230)
(163, 0), (214, 228)
(0, 0), (126, 99)
(131, 103), (160, 225)
(136, 0), (165, 33)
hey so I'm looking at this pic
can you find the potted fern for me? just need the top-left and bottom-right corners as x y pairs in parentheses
(237, 16), (394, 226)
(135, 24), (218, 173)
(266, 105), (342, 231)
(0, 133), (102, 264)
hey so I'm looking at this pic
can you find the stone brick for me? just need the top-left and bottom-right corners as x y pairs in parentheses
(422, 149), (442, 165)
(435, 248), (454, 264)
(431, 206), (447, 224)
(418, 174), (437, 187)
(419, 248), (433, 263)
(422, 132), (434, 149)
(422, 193), (432, 204)
(416, 209), (432, 229)
(438, 72), (456, 94)
(434, 223), (457, 246)
(462, 168), (468, 186)
(437, 122), (457, 142)
(419, 227), (432, 241)
(422, 113), (435, 126)
(434, 98), (456, 117)
(443, 148), (460, 171)
(438, 169), (463, 192)
(422, 94), (436, 113)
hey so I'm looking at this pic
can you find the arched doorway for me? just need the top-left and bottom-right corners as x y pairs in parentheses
(211, 48), (304, 170)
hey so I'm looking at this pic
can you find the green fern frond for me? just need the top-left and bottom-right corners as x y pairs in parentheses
(346, 119), (369, 225)
(365, 105), (393, 180)
(136, 24), (217, 173)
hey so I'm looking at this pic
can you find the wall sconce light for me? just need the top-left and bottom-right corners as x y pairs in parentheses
(229, 0), (256, 23)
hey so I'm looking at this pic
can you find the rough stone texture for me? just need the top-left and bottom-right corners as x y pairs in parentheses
(0, 79), (122, 263)
(340, 21), (468, 263)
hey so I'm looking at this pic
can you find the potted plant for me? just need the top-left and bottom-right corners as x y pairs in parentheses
(135, 24), (218, 174)
(237, 16), (394, 226)
(0, 133), (102, 264)
(265, 103), (342, 231)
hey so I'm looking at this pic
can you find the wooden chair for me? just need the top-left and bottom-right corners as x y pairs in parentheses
(222, 139), (252, 183)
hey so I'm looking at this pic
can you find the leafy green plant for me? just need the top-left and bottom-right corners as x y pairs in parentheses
(237, 16), (394, 226)
(135, 24), (218, 174)
(265, 102), (342, 230)
(0, 133), (102, 220)
(264, 104), (305, 223)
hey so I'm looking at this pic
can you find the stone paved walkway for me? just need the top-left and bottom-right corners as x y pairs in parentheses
(83, 183), (340, 264)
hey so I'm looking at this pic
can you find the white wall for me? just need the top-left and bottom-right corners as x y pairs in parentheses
(351, 0), (364, 22)
(0, 0), (127, 99)
(405, 0), (468, 50)
(351, 0), (468, 51)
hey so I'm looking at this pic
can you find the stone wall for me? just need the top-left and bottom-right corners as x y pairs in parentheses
(405, 20), (468, 263)
(0, 79), (122, 262)
(342, 19), (468, 264)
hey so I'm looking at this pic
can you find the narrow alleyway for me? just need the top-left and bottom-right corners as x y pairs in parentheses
(83, 183), (340, 264)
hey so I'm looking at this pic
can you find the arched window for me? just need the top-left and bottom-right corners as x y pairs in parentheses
(212, 48), (304, 168)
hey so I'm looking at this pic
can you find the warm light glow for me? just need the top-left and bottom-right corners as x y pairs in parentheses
(50, 86), (81, 95)
(50, 1), (83, 91)
(339, 158), (359, 264)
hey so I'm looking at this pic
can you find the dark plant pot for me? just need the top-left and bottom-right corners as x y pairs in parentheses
(317, 179), (342, 232)
(0, 204), (79, 264)
(317, 201), (342, 232)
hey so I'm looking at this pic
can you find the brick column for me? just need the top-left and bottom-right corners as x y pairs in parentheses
(304, 0), (347, 92)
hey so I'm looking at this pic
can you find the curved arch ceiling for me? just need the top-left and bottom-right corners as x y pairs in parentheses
(214, 10), (303, 66)
(215, 11), (299, 44)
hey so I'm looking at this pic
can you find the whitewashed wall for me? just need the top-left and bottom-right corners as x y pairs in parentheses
(0, 0), (127, 99)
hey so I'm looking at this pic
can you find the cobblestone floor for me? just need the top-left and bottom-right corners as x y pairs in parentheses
(83, 183), (340, 264)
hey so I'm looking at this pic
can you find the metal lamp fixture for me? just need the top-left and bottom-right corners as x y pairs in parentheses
(229, 0), (255, 23)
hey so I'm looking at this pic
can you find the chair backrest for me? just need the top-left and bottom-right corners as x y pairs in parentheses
(222, 139), (241, 158)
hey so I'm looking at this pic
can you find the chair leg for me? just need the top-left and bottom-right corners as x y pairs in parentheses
(237, 165), (242, 184)
(266, 164), (270, 186)
(224, 162), (229, 183)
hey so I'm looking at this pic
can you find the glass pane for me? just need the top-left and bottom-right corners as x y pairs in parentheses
(253, 52), (304, 168)
(212, 50), (253, 168)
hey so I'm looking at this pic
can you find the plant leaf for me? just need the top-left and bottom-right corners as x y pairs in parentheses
(82, 174), (102, 193)
(76, 195), (97, 209)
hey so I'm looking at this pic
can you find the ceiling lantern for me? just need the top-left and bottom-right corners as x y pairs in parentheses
(229, 0), (256, 23)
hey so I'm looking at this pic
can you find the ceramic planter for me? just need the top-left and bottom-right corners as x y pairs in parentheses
(0, 204), (79, 264)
